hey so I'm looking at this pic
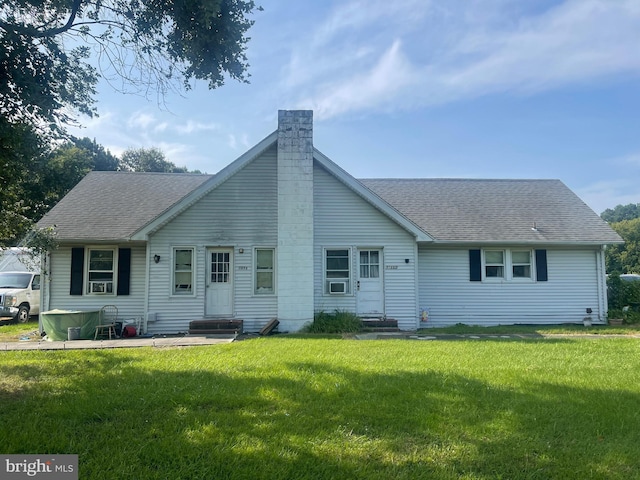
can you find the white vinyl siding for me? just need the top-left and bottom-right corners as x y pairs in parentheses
(147, 145), (278, 333)
(45, 245), (146, 320)
(314, 164), (418, 329)
(419, 247), (603, 326)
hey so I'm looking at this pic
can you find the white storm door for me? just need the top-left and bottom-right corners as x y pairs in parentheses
(356, 249), (384, 316)
(206, 248), (233, 316)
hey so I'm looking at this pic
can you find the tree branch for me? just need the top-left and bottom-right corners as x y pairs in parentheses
(0, 0), (83, 38)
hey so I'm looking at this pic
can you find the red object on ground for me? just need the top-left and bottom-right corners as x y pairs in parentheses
(122, 325), (136, 337)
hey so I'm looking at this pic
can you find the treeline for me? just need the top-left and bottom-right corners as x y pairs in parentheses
(601, 203), (640, 275)
(0, 126), (199, 246)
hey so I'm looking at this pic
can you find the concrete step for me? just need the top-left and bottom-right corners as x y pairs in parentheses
(188, 319), (243, 334)
(361, 319), (399, 332)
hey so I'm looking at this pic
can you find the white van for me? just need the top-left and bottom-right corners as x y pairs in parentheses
(0, 249), (41, 323)
(0, 272), (41, 323)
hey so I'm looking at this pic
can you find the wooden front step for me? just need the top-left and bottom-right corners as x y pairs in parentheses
(189, 319), (243, 335)
(361, 318), (399, 332)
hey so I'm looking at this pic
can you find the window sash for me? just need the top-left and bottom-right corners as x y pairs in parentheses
(255, 248), (274, 294)
(482, 249), (534, 281)
(325, 249), (350, 293)
(484, 250), (505, 278)
(88, 249), (115, 294)
(512, 250), (532, 279)
(359, 250), (380, 279)
(211, 252), (230, 283)
(173, 248), (194, 295)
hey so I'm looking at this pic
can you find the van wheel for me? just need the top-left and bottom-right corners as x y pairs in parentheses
(16, 305), (30, 323)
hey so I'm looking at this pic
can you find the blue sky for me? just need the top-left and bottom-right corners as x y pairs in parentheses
(68, 0), (640, 215)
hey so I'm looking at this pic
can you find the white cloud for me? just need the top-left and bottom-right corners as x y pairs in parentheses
(577, 179), (640, 214)
(128, 111), (156, 129)
(442, 0), (640, 96)
(174, 120), (219, 135)
(300, 40), (416, 119)
(226, 132), (251, 150)
(284, 0), (640, 119)
(612, 152), (640, 168)
(311, 0), (429, 48)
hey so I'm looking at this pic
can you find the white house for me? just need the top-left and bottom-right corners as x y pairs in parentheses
(37, 110), (623, 333)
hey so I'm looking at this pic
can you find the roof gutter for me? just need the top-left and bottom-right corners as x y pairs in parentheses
(419, 239), (624, 246)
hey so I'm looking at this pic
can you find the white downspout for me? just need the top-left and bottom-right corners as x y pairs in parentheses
(143, 241), (151, 334)
(597, 246), (608, 321)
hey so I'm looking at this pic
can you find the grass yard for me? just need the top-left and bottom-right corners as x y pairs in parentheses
(1, 337), (640, 479)
(0, 321), (41, 342)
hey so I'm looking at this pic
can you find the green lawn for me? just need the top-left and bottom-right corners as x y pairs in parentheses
(0, 321), (41, 342)
(1, 337), (640, 479)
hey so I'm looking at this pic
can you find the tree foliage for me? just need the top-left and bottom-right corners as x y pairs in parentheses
(0, 118), (47, 245)
(1, 0), (257, 244)
(601, 203), (640, 223)
(121, 147), (193, 173)
(605, 218), (640, 275)
(601, 203), (640, 276)
(72, 137), (120, 171)
(1, 133), (202, 244)
(0, 0), (260, 132)
(607, 274), (640, 311)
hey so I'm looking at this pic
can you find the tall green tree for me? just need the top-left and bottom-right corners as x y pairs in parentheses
(1, 138), (110, 244)
(1, 0), (260, 132)
(601, 203), (640, 223)
(601, 203), (640, 275)
(605, 218), (640, 275)
(121, 147), (195, 173)
(0, 0), (259, 243)
(72, 137), (120, 171)
(0, 118), (47, 246)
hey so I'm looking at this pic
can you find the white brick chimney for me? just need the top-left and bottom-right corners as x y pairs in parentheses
(276, 110), (314, 332)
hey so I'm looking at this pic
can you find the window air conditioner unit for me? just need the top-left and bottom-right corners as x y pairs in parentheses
(329, 281), (347, 294)
(89, 281), (112, 294)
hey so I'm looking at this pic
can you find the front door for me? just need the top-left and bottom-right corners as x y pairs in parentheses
(356, 249), (384, 316)
(206, 248), (233, 316)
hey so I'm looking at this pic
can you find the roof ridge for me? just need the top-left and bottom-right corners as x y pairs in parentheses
(87, 170), (213, 177)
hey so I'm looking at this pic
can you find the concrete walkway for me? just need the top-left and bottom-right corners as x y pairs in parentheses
(4, 331), (639, 351)
(1, 334), (236, 351)
(355, 332), (640, 340)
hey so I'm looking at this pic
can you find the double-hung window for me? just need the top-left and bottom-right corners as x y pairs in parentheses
(88, 249), (115, 294)
(484, 250), (505, 279)
(255, 248), (275, 294)
(511, 250), (532, 279)
(173, 248), (194, 295)
(471, 248), (544, 282)
(482, 249), (533, 281)
(325, 248), (350, 294)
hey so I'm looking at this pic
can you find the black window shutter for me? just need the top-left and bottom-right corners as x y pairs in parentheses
(70, 248), (84, 295)
(535, 249), (548, 282)
(469, 249), (482, 282)
(117, 248), (131, 296)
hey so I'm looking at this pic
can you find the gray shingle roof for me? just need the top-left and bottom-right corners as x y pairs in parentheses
(38, 171), (622, 245)
(37, 171), (213, 241)
(360, 178), (622, 244)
